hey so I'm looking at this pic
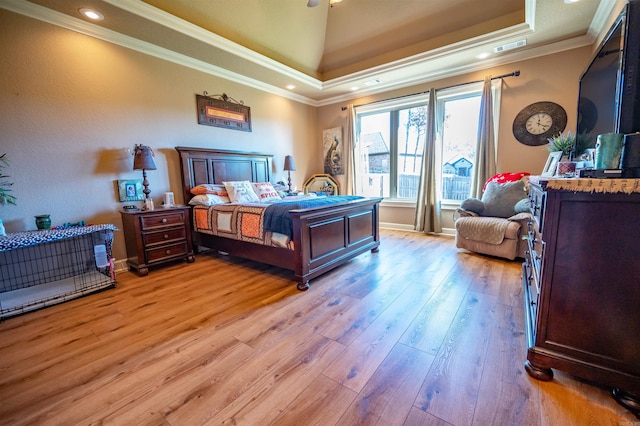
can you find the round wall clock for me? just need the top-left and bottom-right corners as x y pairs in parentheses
(512, 101), (567, 146)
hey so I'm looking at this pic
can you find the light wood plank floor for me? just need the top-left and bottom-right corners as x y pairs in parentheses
(0, 230), (637, 425)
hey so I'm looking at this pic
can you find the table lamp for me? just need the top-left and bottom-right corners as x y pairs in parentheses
(283, 155), (296, 194)
(133, 144), (157, 208)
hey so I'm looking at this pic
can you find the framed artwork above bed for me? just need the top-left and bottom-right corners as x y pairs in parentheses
(196, 93), (251, 132)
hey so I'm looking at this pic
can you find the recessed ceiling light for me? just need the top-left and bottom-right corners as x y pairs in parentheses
(79, 8), (104, 21)
(475, 52), (491, 59)
(564, 0), (580, 3)
(286, 85), (295, 90)
(350, 86), (359, 91)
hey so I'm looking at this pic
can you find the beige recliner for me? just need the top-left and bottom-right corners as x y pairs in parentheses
(454, 210), (531, 260)
(453, 178), (532, 260)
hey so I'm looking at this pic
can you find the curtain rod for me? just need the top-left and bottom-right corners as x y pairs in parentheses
(341, 70), (520, 111)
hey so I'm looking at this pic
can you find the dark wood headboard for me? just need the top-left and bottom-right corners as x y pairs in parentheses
(175, 147), (273, 203)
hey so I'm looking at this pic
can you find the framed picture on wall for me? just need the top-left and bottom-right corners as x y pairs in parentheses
(322, 127), (344, 176)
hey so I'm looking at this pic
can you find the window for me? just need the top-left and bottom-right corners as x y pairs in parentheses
(437, 87), (482, 202)
(355, 99), (428, 199)
(354, 81), (498, 203)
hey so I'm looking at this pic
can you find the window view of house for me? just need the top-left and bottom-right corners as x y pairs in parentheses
(439, 93), (482, 201)
(356, 105), (427, 199)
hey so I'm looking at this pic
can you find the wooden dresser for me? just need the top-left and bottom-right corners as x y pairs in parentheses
(522, 178), (640, 416)
(120, 206), (195, 276)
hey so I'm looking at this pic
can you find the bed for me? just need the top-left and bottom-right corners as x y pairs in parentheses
(176, 147), (382, 290)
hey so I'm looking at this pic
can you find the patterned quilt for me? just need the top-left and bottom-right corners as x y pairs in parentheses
(191, 196), (365, 249)
(193, 203), (292, 249)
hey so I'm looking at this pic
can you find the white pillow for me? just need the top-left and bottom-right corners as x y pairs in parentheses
(223, 180), (261, 203)
(252, 182), (281, 202)
(188, 194), (230, 206)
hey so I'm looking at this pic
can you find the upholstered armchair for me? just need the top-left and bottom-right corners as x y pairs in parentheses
(454, 177), (532, 260)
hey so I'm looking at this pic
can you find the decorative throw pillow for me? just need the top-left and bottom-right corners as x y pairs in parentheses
(190, 184), (228, 196)
(483, 172), (530, 191)
(223, 180), (261, 203)
(460, 198), (485, 215)
(514, 198), (531, 214)
(188, 194), (231, 206)
(481, 180), (527, 218)
(252, 182), (281, 202)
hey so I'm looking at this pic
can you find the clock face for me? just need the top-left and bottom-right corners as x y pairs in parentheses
(513, 101), (567, 146)
(525, 112), (553, 135)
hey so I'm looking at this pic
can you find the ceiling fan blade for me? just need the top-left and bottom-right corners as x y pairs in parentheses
(307, 0), (321, 7)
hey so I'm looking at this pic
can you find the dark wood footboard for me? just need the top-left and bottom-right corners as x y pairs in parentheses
(291, 197), (380, 290)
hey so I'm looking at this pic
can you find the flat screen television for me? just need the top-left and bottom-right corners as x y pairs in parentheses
(576, 0), (640, 161)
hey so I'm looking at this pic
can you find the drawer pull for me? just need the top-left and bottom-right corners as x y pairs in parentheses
(164, 234), (169, 239)
(161, 218), (168, 223)
(165, 249), (171, 255)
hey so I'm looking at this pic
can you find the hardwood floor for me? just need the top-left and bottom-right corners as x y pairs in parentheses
(0, 229), (636, 425)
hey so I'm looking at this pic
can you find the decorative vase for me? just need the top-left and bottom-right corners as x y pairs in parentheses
(35, 214), (51, 230)
(594, 133), (624, 169)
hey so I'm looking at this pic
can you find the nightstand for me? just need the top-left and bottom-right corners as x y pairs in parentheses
(120, 206), (195, 276)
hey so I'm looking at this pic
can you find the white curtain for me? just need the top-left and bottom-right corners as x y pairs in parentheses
(344, 104), (358, 195)
(414, 89), (441, 233)
(470, 76), (499, 198)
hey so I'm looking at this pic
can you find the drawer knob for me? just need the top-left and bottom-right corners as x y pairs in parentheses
(161, 218), (168, 223)
(164, 234), (169, 239)
(165, 249), (171, 254)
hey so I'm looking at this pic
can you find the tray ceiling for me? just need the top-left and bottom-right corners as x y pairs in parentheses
(3, 0), (614, 104)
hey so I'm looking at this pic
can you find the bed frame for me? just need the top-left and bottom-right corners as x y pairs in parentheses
(176, 147), (381, 290)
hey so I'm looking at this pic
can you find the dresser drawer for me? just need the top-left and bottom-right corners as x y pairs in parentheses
(140, 212), (185, 230)
(143, 228), (186, 246)
(528, 183), (546, 232)
(145, 241), (189, 263)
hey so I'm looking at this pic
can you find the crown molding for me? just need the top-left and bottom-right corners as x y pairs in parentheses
(316, 34), (595, 107)
(0, 0), (318, 106)
(103, 0), (323, 90)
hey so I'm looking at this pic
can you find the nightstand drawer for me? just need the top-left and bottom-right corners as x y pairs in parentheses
(140, 212), (185, 230)
(143, 228), (186, 246)
(145, 241), (189, 263)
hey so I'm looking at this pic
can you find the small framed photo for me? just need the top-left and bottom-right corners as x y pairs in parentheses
(117, 179), (144, 202)
(541, 152), (562, 177)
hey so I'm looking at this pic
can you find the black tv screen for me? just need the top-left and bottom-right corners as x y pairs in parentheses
(576, 0), (640, 155)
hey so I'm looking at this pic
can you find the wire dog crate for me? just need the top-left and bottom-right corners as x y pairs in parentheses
(0, 224), (117, 319)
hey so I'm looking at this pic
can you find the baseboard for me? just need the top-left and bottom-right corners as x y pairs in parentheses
(380, 222), (416, 231)
(379, 222), (455, 237)
(113, 259), (129, 273)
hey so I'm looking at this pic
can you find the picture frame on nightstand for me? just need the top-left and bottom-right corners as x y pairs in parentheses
(117, 179), (144, 202)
